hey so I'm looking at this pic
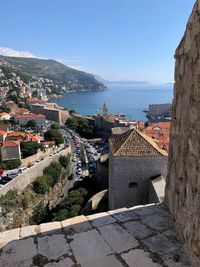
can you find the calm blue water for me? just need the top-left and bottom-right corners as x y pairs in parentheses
(56, 83), (173, 121)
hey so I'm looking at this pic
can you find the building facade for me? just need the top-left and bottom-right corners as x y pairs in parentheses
(109, 129), (167, 210)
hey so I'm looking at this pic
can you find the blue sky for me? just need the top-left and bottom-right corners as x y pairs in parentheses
(0, 0), (195, 83)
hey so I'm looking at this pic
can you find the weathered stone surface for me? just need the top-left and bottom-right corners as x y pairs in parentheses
(38, 234), (70, 260)
(99, 223), (138, 253)
(40, 222), (61, 234)
(0, 204), (192, 266)
(143, 234), (181, 257)
(142, 214), (174, 231)
(123, 220), (153, 239)
(121, 249), (161, 267)
(69, 229), (112, 263)
(61, 215), (92, 233)
(165, 1), (200, 265)
(112, 209), (139, 222)
(20, 225), (39, 238)
(81, 255), (124, 267)
(44, 257), (74, 267)
(87, 212), (116, 227)
(0, 228), (20, 247)
(0, 238), (37, 266)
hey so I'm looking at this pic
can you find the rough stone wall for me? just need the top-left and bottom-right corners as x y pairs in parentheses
(109, 155), (167, 210)
(165, 1), (200, 266)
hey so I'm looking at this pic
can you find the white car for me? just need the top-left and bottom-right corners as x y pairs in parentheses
(72, 156), (76, 162)
(77, 168), (82, 175)
(18, 166), (27, 173)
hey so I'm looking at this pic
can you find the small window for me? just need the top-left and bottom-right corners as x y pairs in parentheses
(129, 182), (138, 188)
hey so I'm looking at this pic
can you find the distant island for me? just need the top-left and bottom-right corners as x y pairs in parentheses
(0, 56), (107, 97)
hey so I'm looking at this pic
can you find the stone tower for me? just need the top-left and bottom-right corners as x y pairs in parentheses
(166, 1), (200, 265)
(103, 102), (108, 116)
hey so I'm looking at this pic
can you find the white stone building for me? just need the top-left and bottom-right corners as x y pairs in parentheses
(109, 129), (168, 210)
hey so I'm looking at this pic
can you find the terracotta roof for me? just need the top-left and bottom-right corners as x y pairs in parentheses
(0, 130), (6, 136)
(7, 131), (25, 137)
(110, 129), (167, 157)
(15, 113), (46, 119)
(42, 141), (55, 145)
(0, 112), (9, 117)
(24, 133), (40, 142)
(3, 140), (20, 147)
(0, 125), (8, 132)
(27, 98), (39, 103)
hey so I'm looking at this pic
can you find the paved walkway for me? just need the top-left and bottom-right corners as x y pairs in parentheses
(0, 204), (191, 266)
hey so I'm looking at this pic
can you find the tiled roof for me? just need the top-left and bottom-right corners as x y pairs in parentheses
(27, 98), (39, 103)
(0, 130), (6, 136)
(110, 129), (167, 157)
(15, 113), (46, 119)
(3, 140), (20, 147)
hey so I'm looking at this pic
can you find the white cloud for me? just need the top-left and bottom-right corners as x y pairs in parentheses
(0, 47), (38, 58)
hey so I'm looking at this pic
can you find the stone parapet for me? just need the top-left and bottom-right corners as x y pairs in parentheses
(0, 203), (191, 266)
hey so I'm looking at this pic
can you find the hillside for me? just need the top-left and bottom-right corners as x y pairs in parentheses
(0, 56), (107, 96)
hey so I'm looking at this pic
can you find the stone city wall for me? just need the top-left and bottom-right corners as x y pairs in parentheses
(0, 147), (71, 196)
(166, 1), (200, 265)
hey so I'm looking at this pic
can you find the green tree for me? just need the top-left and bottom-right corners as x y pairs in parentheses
(52, 209), (69, 221)
(32, 175), (52, 194)
(20, 142), (40, 158)
(65, 117), (78, 130)
(44, 162), (62, 185)
(0, 159), (21, 170)
(25, 120), (37, 129)
(59, 154), (70, 169)
(50, 123), (61, 131)
(31, 202), (49, 224)
(44, 129), (64, 146)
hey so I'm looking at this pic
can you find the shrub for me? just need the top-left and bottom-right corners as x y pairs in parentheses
(31, 202), (49, 224)
(44, 162), (62, 186)
(52, 209), (68, 221)
(50, 123), (61, 130)
(44, 129), (64, 146)
(20, 189), (37, 209)
(59, 154), (70, 169)
(78, 187), (88, 197)
(0, 159), (21, 170)
(0, 189), (18, 209)
(20, 142), (40, 158)
(32, 175), (52, 194)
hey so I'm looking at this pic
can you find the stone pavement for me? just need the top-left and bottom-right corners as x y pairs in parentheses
(0, 204), (191, 267)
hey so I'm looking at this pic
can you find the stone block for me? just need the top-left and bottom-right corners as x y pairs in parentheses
(143, 234), (181, 257)
(70, 229), (112, 264)
(133, 206), (156, 217)
(38, 234), (70, 260)
(87, 212), (116, 227)
(20, 225), (39, 238)
(81, 255), (124, 267)
(112, 210), (139, 222)
(61, 215), (92, 233)
(142, 214), (174, 231)
(0, 228), (20, 247)
(121, 249), (161, 267)
(43, 257), (74, 267)
(123, 220), (153, 239)
(99, 223), (138, 253)
(0, 238), (37, 266)
(39, 221), (62, 235)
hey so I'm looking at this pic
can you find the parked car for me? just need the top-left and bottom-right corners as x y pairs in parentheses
(72, 156), (76, 162)
(76, 169), (82, 175)
(18, 166), (27, 173)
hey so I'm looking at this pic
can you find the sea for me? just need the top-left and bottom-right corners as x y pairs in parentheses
(55, 83), (173, 121)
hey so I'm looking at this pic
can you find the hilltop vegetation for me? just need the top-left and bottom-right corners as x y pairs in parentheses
(0, 56), (107, 95)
